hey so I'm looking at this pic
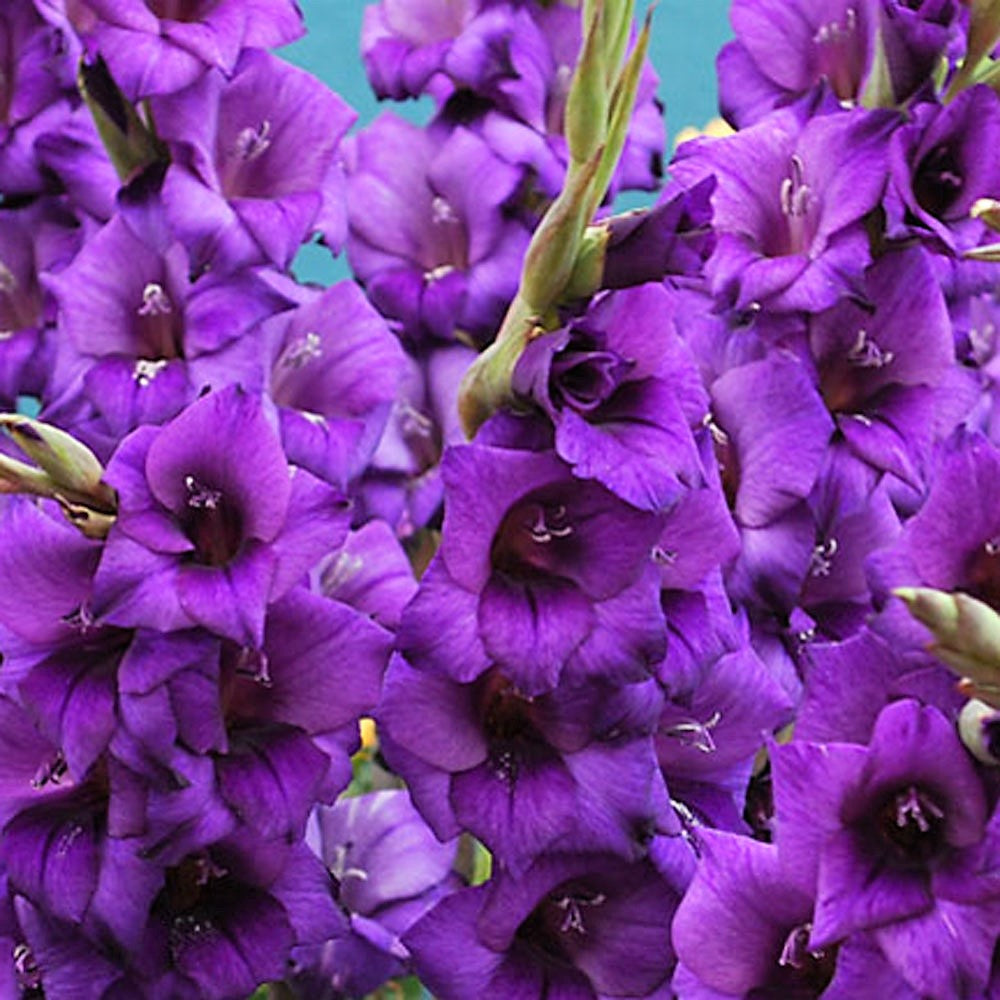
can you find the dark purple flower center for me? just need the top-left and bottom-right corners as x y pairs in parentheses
(136, 281), (184, 360)
(985, 718), (1000, 761)
(913, 143), (964, 220)
(477, 670), (546, 783)
(750, 923), (837, 998)
(550, 335), (633, 414)
(491, 487), (578, 583)
(159, 853), (230, 962)
(964, 537), (1000, 610)
(516, 879), (607, 969)
(182, 475), (244, 566)
(875, 783), (946, 864)
(146, 0), (219, 22)
(818, 325), (895, 414)
(813, 7), (865, 101)
(13, 943), (41, 995)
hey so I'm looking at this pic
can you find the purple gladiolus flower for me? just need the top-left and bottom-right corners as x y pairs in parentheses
(719, 0), (959, 128)
(398, 439), (667, 694)
(266, 281), (406, 488)
(807, 247), (954, 487)
(671, 107), (895, 314)
(91, 385), (350, 648)
(152, 48), (356, 271)
(672, 830), (919, 998)
(513, 284), (707, 512)
(361, 0), (481, 100)
(0, 0), (80, 195)
(887, 86), (1000, 253)
(72, 0), (305, 99)
(773, 700), (1000, 996)
(345, 114), (529, 346)
(291, 789), (460, 999)
(44, 211), (295, 451)
(379, 654), (670, 872)
(406, 842), (694, 1000)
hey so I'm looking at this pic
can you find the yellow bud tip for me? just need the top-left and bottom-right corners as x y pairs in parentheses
(359, 716), (377, 750)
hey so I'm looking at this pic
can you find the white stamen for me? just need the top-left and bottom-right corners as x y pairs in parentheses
(652, 546), (678, 566)
(138, 282), (172, 317)
(184, 475), (222, 510)
(31, 752), (68, 789)
(134, 358), (168, 387)
(424, 263), (455, 281)
(894, 785), (944, 833)
(280, 331), (322, 369)
(847, 328), (894, 369)
(527, 504), (573, 543)
(234, 120), (272, 161)
(664, 711), (722, 753)
(431, 195), (457, 225)
(554, 892), (606, 935)
(323, 551), (364, 590)
(235, 647), (272, 687)
(813, 7), (857, 45)
(810, 537), (838, 578)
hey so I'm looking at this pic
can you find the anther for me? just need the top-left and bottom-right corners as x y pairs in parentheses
(134, 358), (169, 387)
(810, 538), (838, 577)
(184, 475), (222, 510)
(234, 120), (272, 161)
(847, 328), (894, 369)
(138, 282), (172, 316)
(280, 331), (322, 369)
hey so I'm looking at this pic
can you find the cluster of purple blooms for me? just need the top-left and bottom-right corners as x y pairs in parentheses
(5, 0), (1000, 997)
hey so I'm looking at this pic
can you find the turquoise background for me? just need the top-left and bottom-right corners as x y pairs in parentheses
(283, 0), (733, 284)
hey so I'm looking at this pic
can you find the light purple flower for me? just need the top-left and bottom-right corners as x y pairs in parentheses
(346, 114), (529, 346)
(153, 48), (356, 271)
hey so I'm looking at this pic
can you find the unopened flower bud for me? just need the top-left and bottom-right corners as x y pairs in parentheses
(972, 197), (1000, 231)
(0, 415), (113, 508)
(959, 698), (1000, 764)
(0, 414), (116, 536)
(895, 587), (1000, 707)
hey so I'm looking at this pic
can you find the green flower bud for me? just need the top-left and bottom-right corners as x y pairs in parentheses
(894, 586), (1000, 706)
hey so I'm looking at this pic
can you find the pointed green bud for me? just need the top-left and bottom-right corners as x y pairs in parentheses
(972, 197), (1000, 232)
(604, 0), (636, 86)
(894, 586), (1000, 702)
(520, 150), (604, 311)
(79, 56), (168, 184)
(0, 452), (60, 499)
(563, 222), (611, 300)
(947, 0), (1000, 98)
(963, 241), (1000, 261)
(588, 7), (652, 220)
(0, 415), (114, 508)
(565, 1), (608, 165)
